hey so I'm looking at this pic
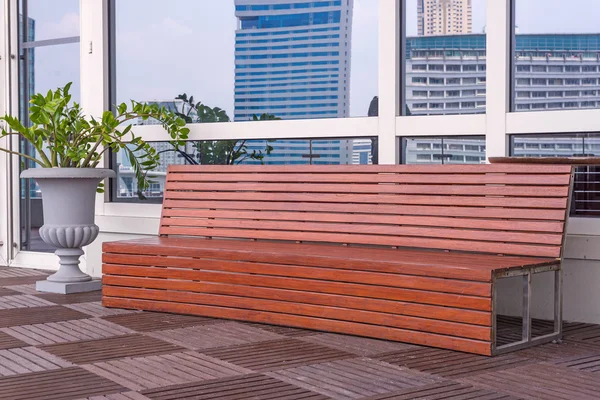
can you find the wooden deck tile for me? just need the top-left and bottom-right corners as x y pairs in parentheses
(0, 306), (88, 328)
(64, 302), (139, 317)
(299, 333), (416, 356)
(376, 347), (530, 378)
(40, 334), (184, 364)
(0, 347), (72, 376)
(0, 366), (126, 400)
(0, 288), (18, 297)
(147, 322), (283, 350)
(554, 354), (600, 372)
(83, 351), (252, 391)
(245, 323), (321, 337)
(0, 275), (47, 286)
(1, 318), (135, 346)
(361, 381), (518, 400)
(203, 339), (353, 372)
(141, 373), (330, 400)
(462, 363), (600, 400)
(268, 358), (442, 399)
(0, 331), (28, 350)
(103, 312), (219, 332)
(0, 295), (55, 310)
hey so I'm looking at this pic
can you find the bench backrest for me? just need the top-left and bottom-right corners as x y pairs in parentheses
(160, 164), (573, 259)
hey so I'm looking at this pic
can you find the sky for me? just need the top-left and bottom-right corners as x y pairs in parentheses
(26, 0), (600, 119)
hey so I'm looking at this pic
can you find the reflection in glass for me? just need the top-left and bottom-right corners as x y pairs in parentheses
(511, 133), (600, 216)
(113, 138), (377, 201)
(401, 136), (486, 164)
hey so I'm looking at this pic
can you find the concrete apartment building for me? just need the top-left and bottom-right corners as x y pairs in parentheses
(417, 0), (472, 36)
(405, 33), (600, 116)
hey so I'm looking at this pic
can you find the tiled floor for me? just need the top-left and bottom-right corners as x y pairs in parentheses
(1, 267), (600, 400)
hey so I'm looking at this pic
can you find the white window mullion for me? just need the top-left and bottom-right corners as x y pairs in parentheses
(0, 0), (9, 265)
(80, 0), (109, 217)
(377, 0), (401, 164)
(485, 0), (511, 158)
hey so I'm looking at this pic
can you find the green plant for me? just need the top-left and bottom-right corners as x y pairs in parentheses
(0, 83), (189, 196)
(161, 93), (277, 165)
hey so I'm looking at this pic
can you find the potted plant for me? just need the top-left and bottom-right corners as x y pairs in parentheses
(0, 83), (189, 293)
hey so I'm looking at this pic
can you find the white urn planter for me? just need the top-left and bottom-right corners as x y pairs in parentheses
(21, 168), (115, 294)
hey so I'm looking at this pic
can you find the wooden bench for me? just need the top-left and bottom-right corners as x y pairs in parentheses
(102, 164), (574, 356)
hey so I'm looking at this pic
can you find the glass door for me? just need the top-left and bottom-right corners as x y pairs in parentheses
(16, 0), (80, 253)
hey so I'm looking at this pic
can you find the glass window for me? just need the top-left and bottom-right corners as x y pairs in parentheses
(429, 90), (444, 97)
(112, 0), (378, 120)
(516, 91), (530, 98)
(511, 133), (600, 217)
(513, 0), (600, 112)
(18, 0), (80, 253)
(113, 137), (377, 202)
(405, 0), (487, 116)
(401, 136), (486, 164)
(532, 65), (546, 73)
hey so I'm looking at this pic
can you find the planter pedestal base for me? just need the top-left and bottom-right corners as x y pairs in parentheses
(36, 279), (102, 294)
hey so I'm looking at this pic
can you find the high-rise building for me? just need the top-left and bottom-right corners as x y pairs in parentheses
(233, 0), (368, 166)
(406, 33), (600, 115)
(417, 0), (472, 37)
(234, 0), (353, 120)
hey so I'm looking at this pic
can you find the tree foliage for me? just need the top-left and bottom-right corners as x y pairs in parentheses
(166, 93), (278, 165)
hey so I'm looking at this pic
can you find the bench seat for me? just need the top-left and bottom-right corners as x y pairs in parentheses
(103, 237), (559, 356)
(102, 164), (573, 356)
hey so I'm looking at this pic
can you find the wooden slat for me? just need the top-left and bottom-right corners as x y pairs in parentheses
(101, 274), (491, 325)
(165, 191), (567, 212)
(167, 163), (572, 174)
(102, 253), (492, 297)
(101, 267), (491, 311)
(103, 237), (558, 280)
(158, 226), (562, 258)
(160, 218), (563, 245)
(102, 297), (493, 355)
(163, 200), (566, 223)
(167, 172), (571, 185)
(102, 286), (491, 341)
(161, 209), (565, 233)
(165, 181), (569, 197)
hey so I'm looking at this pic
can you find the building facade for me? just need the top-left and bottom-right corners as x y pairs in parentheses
(417, 0), (472, 37)
(406, 33), (600, 115)
(234, 0), (353, 120)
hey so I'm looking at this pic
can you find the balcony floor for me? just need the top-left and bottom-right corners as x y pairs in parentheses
(1, 267), (600, 400)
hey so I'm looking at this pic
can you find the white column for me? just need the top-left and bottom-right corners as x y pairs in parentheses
(485, 0), (511, 159)
(80, 0), (109, 276)
(0, 0), (8, 265)
(80, 0), (109, 214)
(377, 0), (401, 164)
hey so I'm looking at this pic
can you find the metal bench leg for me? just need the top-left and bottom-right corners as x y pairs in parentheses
(522, 272), (532, 342)
(554, 268), (563, 341)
